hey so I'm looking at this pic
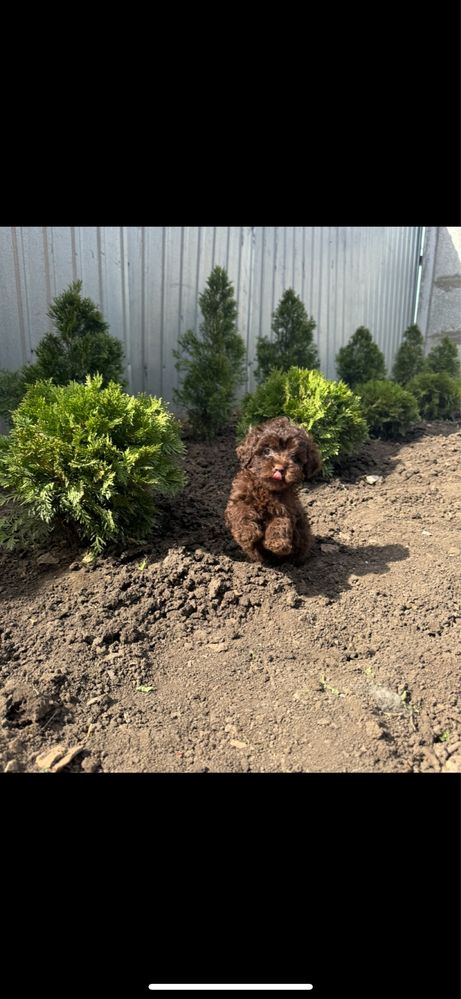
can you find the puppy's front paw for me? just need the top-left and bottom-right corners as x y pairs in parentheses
(263, 536), (293, 556)
(262, 519), (293, 556)
(238, 522), (263, 548)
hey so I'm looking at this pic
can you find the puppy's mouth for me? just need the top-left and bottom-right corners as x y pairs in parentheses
(272, 470), (285, 481)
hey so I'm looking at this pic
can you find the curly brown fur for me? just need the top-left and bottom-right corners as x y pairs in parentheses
(225, 416), (322, 564)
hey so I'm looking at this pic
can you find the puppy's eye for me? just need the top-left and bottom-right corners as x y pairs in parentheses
(262, 447), (271, 457)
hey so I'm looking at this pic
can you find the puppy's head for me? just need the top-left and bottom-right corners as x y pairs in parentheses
(236, 416), (322, 490)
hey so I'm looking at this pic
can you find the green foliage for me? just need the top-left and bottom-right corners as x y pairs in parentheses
(237, 367), (368, 477)
(425, 335), (460, 377)
(0, 492), (52, 551)
(255, 288), (319, 382)
(0, 281), (125, 422)
(0, 369), (28, 422)
(31, 280), (125, 386)
(173, 266), (246, 439)
(335, 327), (386, 388)
(0, 374), (185, 556)
(406, 371), (461, 420)
(355, 379), (420, 438)
(392, 324), (426, 385)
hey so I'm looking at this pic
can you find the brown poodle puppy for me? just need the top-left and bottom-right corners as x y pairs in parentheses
(225, 416), (322, 564)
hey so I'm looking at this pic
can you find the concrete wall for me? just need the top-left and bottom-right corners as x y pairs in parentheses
(417, 227), (461, 358)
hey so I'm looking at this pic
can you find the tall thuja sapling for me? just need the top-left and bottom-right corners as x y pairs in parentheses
(335, 327), (386, 388)
(392, 324), (426, 385)
(173, 266), (246, 438)
(255, 288), (319, 382)
(28, 279), (126, 386)
(425, 335), (461, 377)
(0, 280), (126, 424)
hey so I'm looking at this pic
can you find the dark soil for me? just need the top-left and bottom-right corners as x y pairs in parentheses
(1, 421), (460, 773)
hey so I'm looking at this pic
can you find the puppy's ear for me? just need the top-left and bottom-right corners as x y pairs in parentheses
(303, 435), (322, 480)
(236, 441), (252, 467)
(236, 425), (259, 468)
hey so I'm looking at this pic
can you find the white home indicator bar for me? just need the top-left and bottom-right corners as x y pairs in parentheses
(148, 987), (314, 992)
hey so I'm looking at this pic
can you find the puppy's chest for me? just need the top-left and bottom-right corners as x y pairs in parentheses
(252, 482), (293, 518)
(264, 497), (288, 518)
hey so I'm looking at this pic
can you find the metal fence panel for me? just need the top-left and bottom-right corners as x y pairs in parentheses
(0, 226), (422, 401)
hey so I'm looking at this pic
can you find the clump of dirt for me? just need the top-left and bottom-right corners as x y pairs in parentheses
(0, 421), (460, 772)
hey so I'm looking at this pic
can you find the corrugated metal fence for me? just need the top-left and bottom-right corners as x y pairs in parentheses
(0, 227), (422, 402)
